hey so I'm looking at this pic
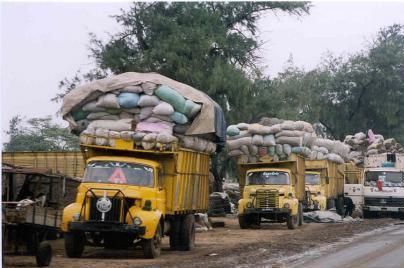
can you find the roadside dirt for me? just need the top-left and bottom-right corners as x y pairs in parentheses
(4, 216), (398, 268)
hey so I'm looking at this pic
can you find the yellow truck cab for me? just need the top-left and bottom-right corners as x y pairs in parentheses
(61, 138), (210, 258)
(304, 171), (326, 211)
(305, 160), (345, 215)
(237, 154), (305, 230)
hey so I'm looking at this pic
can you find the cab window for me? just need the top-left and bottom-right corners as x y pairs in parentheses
(247, 171), (290, 185)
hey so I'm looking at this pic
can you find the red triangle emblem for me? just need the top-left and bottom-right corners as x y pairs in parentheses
(109, 168), (127, 184)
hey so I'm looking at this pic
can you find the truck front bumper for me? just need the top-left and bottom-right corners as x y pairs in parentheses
(244, 207), (290, 215)
(68, 221), (146, 235)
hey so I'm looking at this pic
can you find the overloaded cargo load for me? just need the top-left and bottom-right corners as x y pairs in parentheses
(226, 118), (349, 164)
(61, 72), (226, 154)
(344, 131), (404, 165)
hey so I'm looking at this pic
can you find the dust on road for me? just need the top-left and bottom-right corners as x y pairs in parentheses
(4, 217), (398, 268)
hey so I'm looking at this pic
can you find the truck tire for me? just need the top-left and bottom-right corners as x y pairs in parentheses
(298, 202), (304, 226)
(142, 224), (162, 259)
(336, 197), (345, 217)
(36, 241), (52, 267)
(287, 214), (298, 230)
(363, 210), (372, 219)
(238, 214), (252, 229)
(178, 214), (195, 251)
(169, 217), (181, 250)
(65, 232), (85, 258)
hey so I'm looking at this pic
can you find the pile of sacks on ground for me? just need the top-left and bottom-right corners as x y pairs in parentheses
(61, 73), (224, 154)
(226, 117), (349, 164)
(344, 132), (404, 165)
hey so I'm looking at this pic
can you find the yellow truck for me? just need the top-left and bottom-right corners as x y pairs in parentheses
(237, 154), (305, 229)
(61, 138), (210, 258)
(304, 160), (345, 215)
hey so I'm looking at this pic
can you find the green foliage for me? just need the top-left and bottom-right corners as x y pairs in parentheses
(55, 2), (310, 124)
(3, 115), (79, 152)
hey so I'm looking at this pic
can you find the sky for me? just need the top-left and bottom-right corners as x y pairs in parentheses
(1, 1), (404, 143)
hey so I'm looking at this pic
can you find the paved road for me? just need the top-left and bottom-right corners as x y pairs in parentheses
(290, 223), (404, 268)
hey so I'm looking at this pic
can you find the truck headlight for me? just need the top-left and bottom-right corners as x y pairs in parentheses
(133, 217), (142, 226)
(246, 202), (253, 208)
(283, 203), (290, 209)
(72, 213), (80, 221)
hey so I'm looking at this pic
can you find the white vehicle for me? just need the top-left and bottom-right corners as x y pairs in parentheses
(362, 153), (404, 218)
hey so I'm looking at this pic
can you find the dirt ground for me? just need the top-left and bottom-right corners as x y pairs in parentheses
(4, 216), (398, 268)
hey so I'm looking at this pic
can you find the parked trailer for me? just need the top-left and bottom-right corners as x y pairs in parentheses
(2, 151), (85, 178)
(2, 164), (80, 266)
(62, 138), (211, 258)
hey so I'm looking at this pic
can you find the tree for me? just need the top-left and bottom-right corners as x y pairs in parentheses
(3, 115), (79, 151)
(55, 2), (310, 124)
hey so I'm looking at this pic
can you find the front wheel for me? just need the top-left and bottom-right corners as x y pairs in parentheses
(65, 232), (85, 258)
(287, 214), (298, 230)
(36, 241), (52, 267)
(238, 214), (252, 229)
(142, 224), (162, 259)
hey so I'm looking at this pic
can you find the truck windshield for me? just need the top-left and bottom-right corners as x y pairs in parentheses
(247, 171), (290, 185)
(83, 161), (154, 187)
(305, 174), (320, 185)
(364, 171), (404, 187)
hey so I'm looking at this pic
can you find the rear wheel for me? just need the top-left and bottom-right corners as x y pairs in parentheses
(336, 197), (345, 217)
(287, 214), (298, 230)
(36, 241), (52, 267)
(298, 203), (304, 226)
(178, 214), (195, 251)
(169, 217), (181, 251)
(65, 232), (85, 258)
(142, 224), (162, 259)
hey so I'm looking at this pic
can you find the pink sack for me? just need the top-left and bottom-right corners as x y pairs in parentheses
(135, 122), (173, 135)
(367, 129), (375, 144)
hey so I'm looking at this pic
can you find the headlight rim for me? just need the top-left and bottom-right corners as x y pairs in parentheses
(133, 217), (142, 226)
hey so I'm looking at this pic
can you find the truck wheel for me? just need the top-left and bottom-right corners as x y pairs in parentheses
(287, 214), (298, 230)
(65, 232), (85, 258)
(142, 224), (162, 259)
(178, 214), (195, 251)
(169, 217), (181, 250)
(36, 241), (52, 267)
(363, 210), (372, 219)
(298, 203), (304, 226)
(238, 214), (251, 229)
(336, 197), (345, 217)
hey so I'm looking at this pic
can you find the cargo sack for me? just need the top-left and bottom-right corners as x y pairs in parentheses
(317, 152), (325, 160)
(240, 145), (249, 155)
(119, 112), (134, 119)
(145, 115), (172, 123)
(138, 95), (160, 107)
(326, 153), (344, 164)
(108, 131), (121, 139)
(227, 137), (252, 151)
(123, 108), (141, 114)
(291, 147), (311, 157)
(95, 137), (108, 146)
(141, 82), (157, 95)
(283, 144), (292, 156)
(236, 123), (249, 130)
(259, 117), (284, 126)
(227, 130), (251, 140)
(139, 107), (154, 120)
(227, 125), (240, 136)
(170, 112), (188, 125)
(156, 133), (178, 144)
(248, 145), (258, 155)
(118, 92), (140, 108)
(121, 85), (143, 93)
(384, 138), (396, 149)
(248, 124), (272, 135)
(95, 128), (109, 138)
(88, 119), (133, 132)
(275, 130), (307, 138)
(310, 150), (318, 160)
(263, 134), (276, 146)
(71, 109), (89, 121)
(76, 120), (90, 132)
(82, 101), (106, 112)
(87, 112), (116, 120)
(96, 94), (120, 109)
(173, 124), (191, 134)
(275, 144), (283, 155)
(120, 131), (134, 141)
(153, 102), (175, 116)
(267, 146), (275, 156)
(367, 149), (379, 155)
(155, 85), (186, 113)
(276, 136), (303, 147)
(205, 142), (217, 154)
(248, 156), (258, 163)
(183, 100), (202, 118)
(267, 124), (282, 134)
(252, 135), (264, 146)
(229, 150), (243, 157)
(354, 132), (366, 140)
(259, 147), (267, 157)
(133, 132), (146, 142)
(80, 128), (95, 145)
(313, 138), (335, 152)
(136, 122), (173, 135)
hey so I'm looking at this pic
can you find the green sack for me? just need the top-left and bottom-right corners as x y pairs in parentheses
(155, 85), (186, 113)
(267, 146), (275, 156)
(71, 109), (89, 121)
(170, 112), (189, 125)
(105, 108), (121, 115)
(227, 125), (240, 136)
(183, 99), (202, 118)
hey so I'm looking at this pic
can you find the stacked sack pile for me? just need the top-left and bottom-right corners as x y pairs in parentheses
(61, 72), (226, 154)
(226, 117), (349, 164)
(344, 132), (404, 165)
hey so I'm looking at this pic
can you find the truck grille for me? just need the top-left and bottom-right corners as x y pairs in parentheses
(255, 189), (279, 209)
(364, 197), (404, 207)
(89, 197), (123, 222)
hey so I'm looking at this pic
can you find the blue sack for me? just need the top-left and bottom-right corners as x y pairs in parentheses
(118, 92), (140, 108)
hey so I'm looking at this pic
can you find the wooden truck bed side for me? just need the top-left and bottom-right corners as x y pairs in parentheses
(305, 160), (344, 198)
